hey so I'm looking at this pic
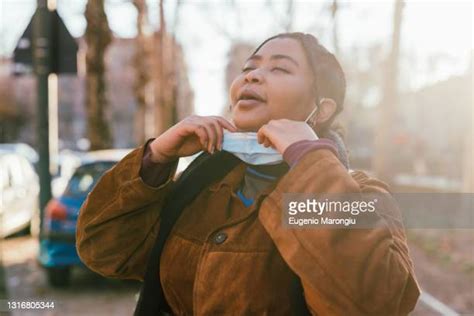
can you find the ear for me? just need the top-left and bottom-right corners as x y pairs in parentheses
(314, 98), (337, 125)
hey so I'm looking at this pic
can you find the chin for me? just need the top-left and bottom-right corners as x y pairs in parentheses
(232, 117), (262, 132)
(232, 109), (268, 132)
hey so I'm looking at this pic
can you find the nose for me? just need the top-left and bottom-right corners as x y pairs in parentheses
(244, 68), (264, 84)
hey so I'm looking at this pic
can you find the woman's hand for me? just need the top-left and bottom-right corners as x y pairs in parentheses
(149, 115), (237, 163)
(257, 119), (318, 154)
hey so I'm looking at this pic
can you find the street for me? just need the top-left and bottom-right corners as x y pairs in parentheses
(1, 235), (141, 316)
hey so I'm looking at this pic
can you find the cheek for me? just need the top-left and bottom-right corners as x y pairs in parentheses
(229, 75), (244, 103)
(267, 78), (313, 119)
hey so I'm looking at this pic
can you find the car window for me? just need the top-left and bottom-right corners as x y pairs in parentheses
(64, 162), (116, 197)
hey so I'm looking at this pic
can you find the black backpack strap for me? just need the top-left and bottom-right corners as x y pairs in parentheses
(134, 151), (240, 316)
(290, 273), (311, 315)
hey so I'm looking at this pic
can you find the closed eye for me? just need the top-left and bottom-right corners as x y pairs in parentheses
(241, 67), (255, 73)
(241, 66), (290, 73)
(272, 67), (290, 73)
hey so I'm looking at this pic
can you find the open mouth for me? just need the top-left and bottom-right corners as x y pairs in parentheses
(238, 88), (266, 103)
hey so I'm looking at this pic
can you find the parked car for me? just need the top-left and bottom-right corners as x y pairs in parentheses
(0, 143), (39, 166)
(51, 150), (83, 197)
(0, 149), (40, 238)
(38, 149), (132, 287)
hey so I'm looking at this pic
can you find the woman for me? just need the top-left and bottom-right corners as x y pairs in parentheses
(76, 32), (420, 315)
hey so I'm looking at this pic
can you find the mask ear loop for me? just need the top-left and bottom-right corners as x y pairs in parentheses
(304, 98), (326, 127)
(304, 99), (321, 128)
(306, 70), (321, 128)
(304, 104), (319, 123)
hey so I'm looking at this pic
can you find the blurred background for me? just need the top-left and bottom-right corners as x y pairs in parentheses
(0, 0), (472, 315)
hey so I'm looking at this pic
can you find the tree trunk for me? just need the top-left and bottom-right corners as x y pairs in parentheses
(153, 0), (175, 135)
(284, 0), (294, 32)
(84, 0), (113, 150)
(331, 0), (340, 55)
(373, 0), (404, 183)
(133, 0), (151, 145)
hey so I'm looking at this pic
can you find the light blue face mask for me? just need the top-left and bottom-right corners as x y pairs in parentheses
(222, 104), (319, 165)
(222, 131), (283, 165)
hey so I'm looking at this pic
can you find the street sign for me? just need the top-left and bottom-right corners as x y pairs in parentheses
(13, 9), (78, 75)
(13, 2), (79, 237)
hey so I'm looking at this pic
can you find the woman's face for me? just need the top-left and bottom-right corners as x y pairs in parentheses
(229, 37), (317, 132)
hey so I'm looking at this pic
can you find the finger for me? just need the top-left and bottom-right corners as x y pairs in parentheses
(187, 124), (208, 149)
(209, 119), (224, 151)
(201, 121), (216, 153)
(213, 116), (237, 132)
(263, 138), (271, 147)
(258, 125), (277, 149)
(267, 119), (279, 127)
(257, 125), (268, 144)
(205, 119), (222, 151)
(269, 141), (276, 149)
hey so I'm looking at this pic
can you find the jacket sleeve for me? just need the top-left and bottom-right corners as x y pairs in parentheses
(76, 143), (178, 281)
(258, 149), (421, 315)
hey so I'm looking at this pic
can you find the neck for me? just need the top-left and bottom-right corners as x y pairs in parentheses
(246, 162), (289, 178)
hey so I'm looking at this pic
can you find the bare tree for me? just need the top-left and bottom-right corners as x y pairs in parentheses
(133, 0), (152, 145)
(153, 0), (193, 135)
(373, 0), (405, 182)
(84, 0), (113, 150)
(330, 0), (340, 55)
(0, 73), (26, 142)
(284, 0), (294, 32)
(153, 0), (169, 135)
(264, 0), (295, 33)
(197, 2), (237, 40)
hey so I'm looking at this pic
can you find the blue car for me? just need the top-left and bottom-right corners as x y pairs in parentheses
(38, 150), (131, 287)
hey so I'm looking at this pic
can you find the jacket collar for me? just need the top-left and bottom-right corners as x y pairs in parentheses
(208, 161), (246, 192)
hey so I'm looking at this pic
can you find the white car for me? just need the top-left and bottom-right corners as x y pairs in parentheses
(0, 150), (40, 238)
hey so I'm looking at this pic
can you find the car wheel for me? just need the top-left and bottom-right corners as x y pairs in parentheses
(46, 267), (71, 287)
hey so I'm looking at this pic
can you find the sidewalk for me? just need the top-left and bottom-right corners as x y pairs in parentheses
(0, 251), (10, 316)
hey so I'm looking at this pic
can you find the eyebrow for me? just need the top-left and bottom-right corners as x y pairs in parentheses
(245, 54), (300, 67)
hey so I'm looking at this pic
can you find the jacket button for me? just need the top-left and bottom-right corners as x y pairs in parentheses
(213, 232), (228, 244)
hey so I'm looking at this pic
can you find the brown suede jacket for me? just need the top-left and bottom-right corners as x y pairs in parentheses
(76, 143), (420, 315)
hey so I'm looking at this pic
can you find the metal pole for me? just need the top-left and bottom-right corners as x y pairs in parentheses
(48, 73), (58, 176)
(33, 0), (52, 236)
